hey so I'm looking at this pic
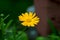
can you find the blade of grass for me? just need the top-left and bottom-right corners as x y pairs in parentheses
(16, 27), (27, 39)
(0, 15), (9, 29)
(1, 15), (9, 23)
(16, 31), (28, 40)
(4, 20), (13, 31)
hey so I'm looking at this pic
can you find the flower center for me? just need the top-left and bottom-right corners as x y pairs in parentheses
(26, 19), (31, 22)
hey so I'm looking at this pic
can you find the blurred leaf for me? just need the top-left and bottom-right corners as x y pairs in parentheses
(36, 37), (48, 40)
(16, 31), (28, 40)
(16, 27), (27, 39)
(48, 19), (58, 35)
(12, 24), (16, 40)
(5, 32), (14, 40)
(1, 15), (9, 22)
(4, 20), (13, 30)
(48, 34), (60, 40)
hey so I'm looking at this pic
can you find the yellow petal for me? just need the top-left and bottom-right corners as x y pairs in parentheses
(27, 24), (31, 27)
(18, 12), (40, 27)
(29, 12), (33, 16)
(22, 13), (25, 16)
(34, 21), (39, 25)
(33, 16), (40, 21)
(25, 12), (28, 17)
(32, 13), (36, 18)
(18, 15), (23, 21)
(21, 22), (28, 26)
(31, 24), (35, 27)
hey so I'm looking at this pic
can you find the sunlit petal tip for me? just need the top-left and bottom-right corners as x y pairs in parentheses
(33, 13), (36, 15)
(25, 12), (28, 13)
(32, 13), (36, 18)
(28, 26), (30, 27)
(34, 12), (36, 14)
(32, 26), (35, 27)
(37, 18), (39, 19)
(36, 16), (40, 19)
(21, 23), (26, 26)
(24, 12), (29, 16)
(22, 13), (24, 16)
(21, 23), (24, 25)
(29, 12), (33, 14)
(31, 25), (35, 27)
(29, 13), (33, 16)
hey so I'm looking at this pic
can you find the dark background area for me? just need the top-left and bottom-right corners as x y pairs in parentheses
(0, 0), (33, 24)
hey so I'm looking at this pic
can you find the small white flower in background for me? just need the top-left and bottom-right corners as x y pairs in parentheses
(26, 5), (35, 12)
(0, 13), (4, 16)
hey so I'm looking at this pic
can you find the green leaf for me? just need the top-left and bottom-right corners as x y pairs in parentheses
(16, 27), (27, 39)
(0, 15), (9, 29)
(48, 34), (60, 40)
(16, 31), (28, 40)
(36, 37), (48, 40)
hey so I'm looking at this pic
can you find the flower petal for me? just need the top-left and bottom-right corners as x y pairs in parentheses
(25, 12), (28, 17)
(32, 13), (36, 18)
(18, 12), (40, 27)
(29, 12), (33, 16)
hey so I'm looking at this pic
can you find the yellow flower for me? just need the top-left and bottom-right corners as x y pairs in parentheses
(18, 12), (40, 27)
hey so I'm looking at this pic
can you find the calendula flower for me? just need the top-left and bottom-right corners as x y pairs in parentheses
(18, 12), (40, 27)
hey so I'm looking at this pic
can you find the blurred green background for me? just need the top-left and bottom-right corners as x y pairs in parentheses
(0, 0), (60, 40)
(0, 0), (33, 25)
